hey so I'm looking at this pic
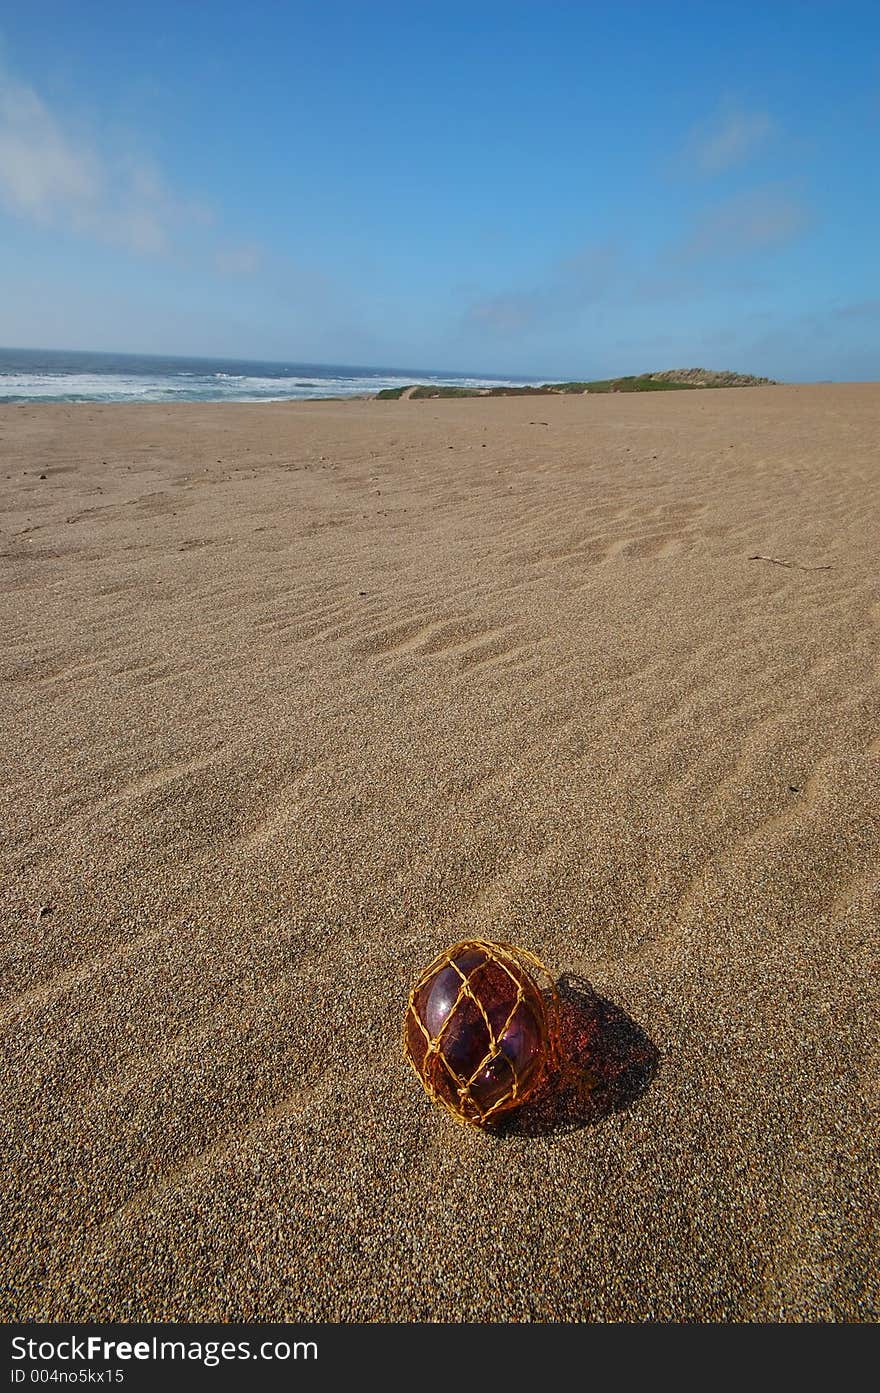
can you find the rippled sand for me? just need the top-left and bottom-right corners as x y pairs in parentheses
(1, 385), (878, 1321)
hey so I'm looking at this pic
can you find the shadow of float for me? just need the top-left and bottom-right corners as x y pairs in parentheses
(498, 973), (659, 1137)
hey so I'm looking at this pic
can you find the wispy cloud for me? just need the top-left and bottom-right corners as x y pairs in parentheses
(465, 243), (620, 335)
(213, 243), (263, 276)
(468, 290), (544, 335)
(0, 74), (102, 220)
(827, 298), (880, 321)
(462, 95), (804, 347)
(681, 185), (811, 257)
(685, 104), (776, 175)
(0, 62), (209, 258)
(464, 183), (812, 340)
(735, 300), (880, 381)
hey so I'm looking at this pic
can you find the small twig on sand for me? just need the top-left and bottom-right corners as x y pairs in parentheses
(749, 554), (834, 572)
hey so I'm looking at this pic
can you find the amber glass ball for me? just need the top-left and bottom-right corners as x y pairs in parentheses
(403, 939), (554, 1125)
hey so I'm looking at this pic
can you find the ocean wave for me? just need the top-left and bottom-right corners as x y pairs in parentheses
(0, 372), (189, 400)
(0, 359), (545, 404)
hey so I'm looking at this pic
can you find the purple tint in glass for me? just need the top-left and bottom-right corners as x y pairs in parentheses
(440, 994), (490, 1076)
(414, 947), (486, 1039)
(469, 1053), (515, 1110)
(499, 1002), (544, 1088)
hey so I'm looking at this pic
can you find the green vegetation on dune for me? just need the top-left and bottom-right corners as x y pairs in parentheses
(375, 368), (775, 400)
(410, 385), (477, 398)
(547, 376), (694, 393)
(375, 382), (543, 398)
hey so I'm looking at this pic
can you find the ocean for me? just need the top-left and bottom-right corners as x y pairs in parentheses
(0, 347), (539, 404)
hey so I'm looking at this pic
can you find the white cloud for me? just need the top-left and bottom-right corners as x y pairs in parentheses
(466, 242), (621, 336)
(682, 186), (811, 257)
(0, 78), (101, 218)
(686, 105), (776, 175)
(829, 298), (880, 320)
(0, 63), (208, 258)
(463, 186), (811, 341)
(214, 243), (263, 276)
(468, 290), (545, 335)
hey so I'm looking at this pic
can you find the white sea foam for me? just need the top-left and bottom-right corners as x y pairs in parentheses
(0, 373), (183, 400)
(0, 362), (544, 404)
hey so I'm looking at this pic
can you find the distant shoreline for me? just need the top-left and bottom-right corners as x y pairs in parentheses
(0, 378), (781, 407)
(0, 348), (779, 405)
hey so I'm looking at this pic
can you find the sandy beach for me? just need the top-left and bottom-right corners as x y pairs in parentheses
(1, 384), (878, 1322)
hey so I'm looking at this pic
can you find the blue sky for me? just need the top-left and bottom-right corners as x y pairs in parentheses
(0, 2), (878, 379)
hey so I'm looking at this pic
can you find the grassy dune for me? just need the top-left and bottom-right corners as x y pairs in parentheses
(376, 369), (776, 400)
